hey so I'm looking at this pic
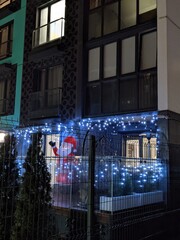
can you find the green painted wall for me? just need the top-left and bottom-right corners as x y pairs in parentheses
(0, 0), (26, 127)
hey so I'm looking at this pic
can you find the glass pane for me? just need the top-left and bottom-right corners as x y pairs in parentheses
(139, 72), (157, 109)
(89, 10), (101, 40)
(139, 0), (156, 14)
(0, 80), (5, 113)
(126, 139), (139, 158)
(88, 48), (100, 81)
(50, 0), (65, 40)
(140, 31), (156, 70)
(102, 81), (118, 113)
(121, 0), (136, 29)
(104, 42), (117, 78)
(89, 0), (101, 9)
(121, 36), (135, 74)
(0, 26), (8, 57)
(104, 2), (118, 35)
(120, 78), (137, 111)
(39, 7), (48, 44)
(86, 84), (101, 115)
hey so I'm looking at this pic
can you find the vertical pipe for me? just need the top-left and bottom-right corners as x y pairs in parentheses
(87, 135), (95, 240)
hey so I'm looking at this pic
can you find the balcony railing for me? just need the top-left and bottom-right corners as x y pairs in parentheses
(29, 87), (62, 118)
(0, 98), (9, 115)
(32, 18), (65, 48)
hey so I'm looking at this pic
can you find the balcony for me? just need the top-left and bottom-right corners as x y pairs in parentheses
(32, 18), (65, 49)
(0, 98), (9, 116)
(28, 88), (62, 119)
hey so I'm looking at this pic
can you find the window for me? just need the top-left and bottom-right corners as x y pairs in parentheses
(86, 30), (157, 116)
(120, 0), (136, 29)
(123, 135), (157, 159)
(88, 47), (100, 81)
(121, 36), (135, 74)
(33, 0), (65, 48)
(0, 23), (13, 59)
(88, 0), (157, 39)
(103, 2), (118, 35)
(140, 31), (157, 70)
(0, 0), (15, 9)
(32, 65), (63, 111)
(104, 42), (117, 78)
(0, 79), (10, 115)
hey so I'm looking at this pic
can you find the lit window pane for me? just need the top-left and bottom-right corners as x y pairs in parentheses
(140, 31), (157, 70)
(39, 7), (48, 44)
(104, 42), (117, 78)
(139, 0), (156, 14)
(121, 36), (135, 74)
(89, 10), (102, 39)
(50, 0), (65, 40)
(88, 48), (100, 81)
(104, 2), (118, 35)
(121, 0), (136, 29)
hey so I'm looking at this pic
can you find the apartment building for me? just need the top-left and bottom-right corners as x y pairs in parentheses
(1, 0), (180, 239)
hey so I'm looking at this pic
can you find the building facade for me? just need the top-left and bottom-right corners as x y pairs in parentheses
(1, 0), (180, 239)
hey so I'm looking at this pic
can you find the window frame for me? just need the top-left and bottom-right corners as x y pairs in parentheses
(0, 21), (13, 59)
(33, 0), (65, 48)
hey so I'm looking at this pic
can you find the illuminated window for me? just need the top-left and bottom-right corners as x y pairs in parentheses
(33, 0), (65, 48)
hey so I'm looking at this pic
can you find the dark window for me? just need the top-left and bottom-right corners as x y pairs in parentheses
(102, 80), (118, 113)
(86, 84), (101, 115)
(0, 23), (13, 59)
(139, 71), (157, 109)
(119, 78), (137, 111)
(31, 65), (63, 111)
(0, 79), (10, 115)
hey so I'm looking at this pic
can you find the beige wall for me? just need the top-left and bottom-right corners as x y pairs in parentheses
(158, 0), (180, 113)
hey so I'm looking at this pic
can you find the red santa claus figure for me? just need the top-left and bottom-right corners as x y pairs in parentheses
(49, 136), (77, 184)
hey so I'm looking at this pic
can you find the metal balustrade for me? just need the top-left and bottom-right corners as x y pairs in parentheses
(32, 18), (65, 48)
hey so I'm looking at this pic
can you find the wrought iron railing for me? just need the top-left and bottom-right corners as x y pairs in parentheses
(32, 18), (65, 48)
